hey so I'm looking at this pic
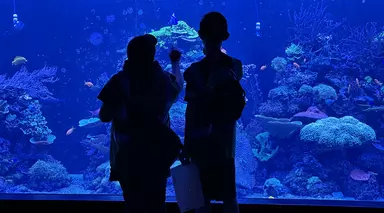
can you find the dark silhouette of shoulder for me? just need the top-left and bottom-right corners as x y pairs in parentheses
(230, 56), (243, 80)
(184, 54), (243, 82)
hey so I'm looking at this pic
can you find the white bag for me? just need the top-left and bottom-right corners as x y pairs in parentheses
(171, 163), (205, 212)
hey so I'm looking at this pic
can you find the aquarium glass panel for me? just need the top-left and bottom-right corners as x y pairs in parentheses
(1, 0), (384, 205)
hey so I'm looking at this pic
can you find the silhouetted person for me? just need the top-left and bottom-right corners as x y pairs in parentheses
(181, 12), (245, 213)
(98, 34), (183, 213)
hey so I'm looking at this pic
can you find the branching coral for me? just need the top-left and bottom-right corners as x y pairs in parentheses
(241, 64), (263, 113)
(330, 22), (384, 75)
(288, 1), (383, 76)
(169, 102), (186, 136)
(288, 0), (344, 47)
(0, 66), (58, 101)
(80, 134), (109, 168)
(19, 100), (53, 141)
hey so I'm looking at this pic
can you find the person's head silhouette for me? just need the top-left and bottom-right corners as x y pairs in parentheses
(198, 12), (229, 55)
(127, 34), (157, 65)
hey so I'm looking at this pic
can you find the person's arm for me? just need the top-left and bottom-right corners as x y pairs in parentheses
(99, 103), (116, 122)
(171, 61), (183, 90)
(97, 74), (121, 123)
(234, 59), (243, 80)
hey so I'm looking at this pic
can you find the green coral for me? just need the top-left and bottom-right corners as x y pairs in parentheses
(252, 132), (279, 161)
(271, 57), (288, 72)
(298, 84), (314, 95)
(285, 43), (304, 61)
(300, 116), (376, 151)
(312, 84), (337, 102)
(149, 21), (199, 49)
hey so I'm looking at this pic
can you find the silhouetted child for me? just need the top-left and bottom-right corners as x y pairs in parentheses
(181, 12), (245, 213)
(98, 34), (183, 213)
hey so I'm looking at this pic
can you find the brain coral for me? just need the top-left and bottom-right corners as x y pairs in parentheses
(300, 116), (376, 151)
(28, 159), (71, 191)
(312, 84), (337, 101)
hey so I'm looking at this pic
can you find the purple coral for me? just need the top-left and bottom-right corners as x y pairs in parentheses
(331, 22), (384, 75)
(0, 66), (58, 100)
(288, 1), (383, 76)
(288, 1), (344, 46)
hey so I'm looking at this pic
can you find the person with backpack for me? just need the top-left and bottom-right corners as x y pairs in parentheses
(98, 34), (183, 213)
(180, 12), (245, 213)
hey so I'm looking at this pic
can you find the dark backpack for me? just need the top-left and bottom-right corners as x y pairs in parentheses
(201, 57), (246, 123)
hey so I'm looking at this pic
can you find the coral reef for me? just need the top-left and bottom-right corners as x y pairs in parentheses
(0, 66), (58, 101)
(28, 159), (71, 191)
(300, 116), (376, 151)
(1, 2), (384, 203)
(19, 100), (53, 142)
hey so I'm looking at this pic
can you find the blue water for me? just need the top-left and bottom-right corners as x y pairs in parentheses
(1, 0), (384, 206)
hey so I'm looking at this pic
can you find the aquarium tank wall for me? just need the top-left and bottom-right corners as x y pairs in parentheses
(1, 0), (384, 205)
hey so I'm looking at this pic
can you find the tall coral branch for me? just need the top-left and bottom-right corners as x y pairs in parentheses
(288, 0), (344, 46)
(0, 66), (59, 100)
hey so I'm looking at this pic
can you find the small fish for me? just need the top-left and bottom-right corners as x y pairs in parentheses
(12, 56), (27, 66)
(19, 94), (32, 100)
(31, 140), (52, 145)
(347, 84), (351, 94)
(84, 81), (94, 87)
(293, 62), (300, 69)
(169, 13), (178, 26)
(66, 127), (75, 136)
(260, 65), (267, 71)
(374, 79), (382, 86)
(357, 104), (372, 108)
(89, 108), (100, 116)
(356, 78), (360, 88)
(220, 47), (227, 54)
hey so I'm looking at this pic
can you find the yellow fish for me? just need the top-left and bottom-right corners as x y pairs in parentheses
(12, 56), (27, 66)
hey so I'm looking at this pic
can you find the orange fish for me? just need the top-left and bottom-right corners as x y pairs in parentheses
(66, 127), (75, 136)
(84, 81), (94, 87)
(220, 47), (227, 54)
(260, 65), (267, 71)
(293, 62), (300, 69)
(356, 78), (360, 88)
(374, 79), (382, 86)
